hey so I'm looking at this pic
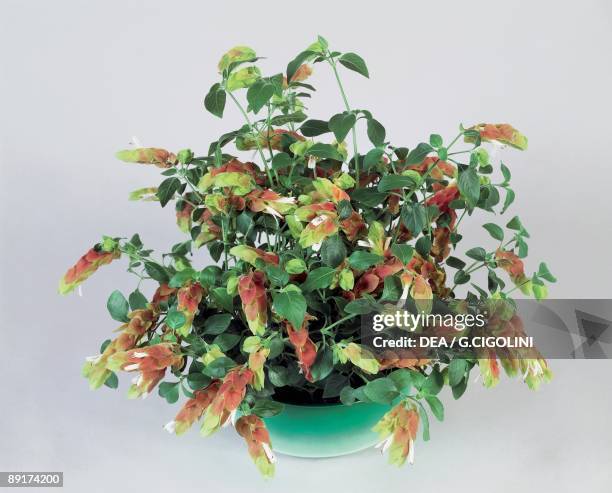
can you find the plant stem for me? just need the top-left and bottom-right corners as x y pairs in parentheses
(319, 313), (358, 334)
(226, 89), (275, 184)
(327, 55), (360, 185)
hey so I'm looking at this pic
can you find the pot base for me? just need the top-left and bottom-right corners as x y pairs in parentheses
(264, 402), (390, 458)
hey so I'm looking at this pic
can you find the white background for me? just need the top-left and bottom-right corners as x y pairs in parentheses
(1, 1), (611, 491)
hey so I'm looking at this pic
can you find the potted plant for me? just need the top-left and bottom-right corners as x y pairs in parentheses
(59, 37), (555, 477)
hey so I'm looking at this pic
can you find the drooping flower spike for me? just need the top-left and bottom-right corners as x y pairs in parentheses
(238, 271), (268, 336)
(175, 282), (204, 337)
(235, 415), (276, 478)
(115, 148), (177, 168)
(200, 367), (254, 436)
(495, 249), (533, 295)
(82, 307), (159, 389)
(243, 336), (270, 391)
(285, 316), (317, 382)
(59, 239), (120, 295)
(108, 343), (183, 398)
(478, 351), (501, 388)
(465, 123), (528, 150)
(373, 401), (420, 466)
(164, 381), (221, 435)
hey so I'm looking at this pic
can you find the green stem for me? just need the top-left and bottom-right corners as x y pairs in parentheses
(226, 89), (274, 184)
(327, 56), (360, 185)
(319, 313), (359, 334)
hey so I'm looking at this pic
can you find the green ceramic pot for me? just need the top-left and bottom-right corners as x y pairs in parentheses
(263, 401), (390, 458)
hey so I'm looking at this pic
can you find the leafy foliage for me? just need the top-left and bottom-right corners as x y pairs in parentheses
(59, 37), (554, 477)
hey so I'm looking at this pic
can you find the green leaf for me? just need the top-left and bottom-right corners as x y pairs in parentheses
(299, 119), (330, 137)
(380, 276), (401, 302)
(337, 200), (353, 220)
(106, 290), (129, 322)
(338, 52), (369, 78)
(406, 143), (433, 165)
(251, 399), (284, 418)
(339, 386), (356, 405)
(452, 376), (468, 399)
(401, 202), (427, 234)
(265, 265), (289, 287)
(211, 287), (234, 312)
(482, 223), (504, 241)
(366, 118), (386, 146)
(350, 188), (387, 207)
(166, 309), (187, 330)
(348, 251), (384, 270)
(158, 382), (180, 404)
(169, 268), (196, 288)
(306, 143), (343, 161)
(363, 148), (384, 169)
(416, 236), (432, 258)
(417, 402), (431, 441)
(267, 335), (284, 359)
(310, 347), (334, 382)
(100, 339), (112, 353)
(537, 262), (557, 283)
(271, 152), (292, 170)
(425, 395), (444, 421)
(388, 369), (412, 394)
(390, 244), (414, 264)
(458, 168), (480, 207)
(301, 267), (336, 292)
(268, 366), (288, 387)
(104, 372), (118, 389)
(448, 359), (468, 387)
(344, 297), (381, 315)
(454, 270), (470, 285)
(202, 357), (235, 378)
(446, 256), (466, 269)
(199, 266), (221, 287)
(506, 216), (523, 231)
(421, 369), (444, 395)
(270, 111), (307, 126)
(246, 79), (275, 114)
(321, 234), (347, 267)
(187, 372), (211, 391)
(429, 134), (443, 147)
(236, 211), (254, 236)
(128, 289), (148, 310)
(483, 185), (500, 210)
(329, 112), (356, 142)
(204, 83), (226, 118)
(272, 289), (307, 329)
(377, 174), (418, 192)
(501, 188), (515, 214)
(157, 177), (181, 207)
(203, 313), (232, 335)
(212, 333), (241, 351)
(363, 378), (399, 404)
(144, 262), (169, 283)
(465, 247), (487, 261)
(323, 374), (348, 398)
(500, 162), (511, 183)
